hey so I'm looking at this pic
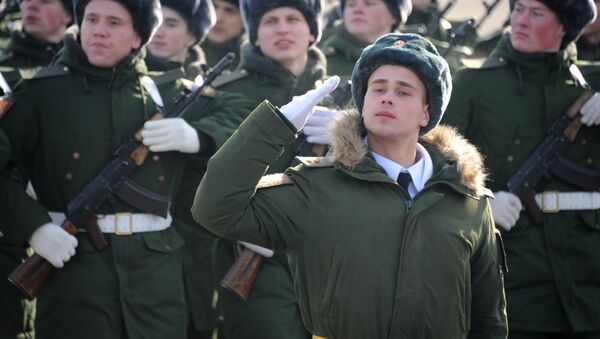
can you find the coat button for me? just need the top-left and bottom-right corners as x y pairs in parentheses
(158, 175), (165, 182)
(514, 139), (521, 145)
(165, 245), (171, 251)
(581, 139), (587, 145)
(587, 158), (593, 165)
(507, 155), (514, 162)
(152, 155), (160, 161)
(65, 173), (73, 180)
(72, 152), (80, 160)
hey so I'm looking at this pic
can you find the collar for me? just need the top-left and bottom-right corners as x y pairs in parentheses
(370, 143), (433, 198)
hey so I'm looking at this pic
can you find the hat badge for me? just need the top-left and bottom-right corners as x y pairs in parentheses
(393, 39), (405, 47)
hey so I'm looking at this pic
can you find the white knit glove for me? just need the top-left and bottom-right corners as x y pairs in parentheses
(142, 118), (200, 153)
(280, 76), (340, 131)
(239, 241), (274, 258)
(303, 106), (339, 145)
(29, 223), (78, 268)
(580, 92), (600, 126)
(490, 191), (523, 232)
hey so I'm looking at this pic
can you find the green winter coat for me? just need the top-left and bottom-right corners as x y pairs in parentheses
(192, 102), (508, 339)
(0, 31), (250, 339)
(201, 35), (244, 71)
(443, 34), (600, 332)
(319, 22), (369, 77)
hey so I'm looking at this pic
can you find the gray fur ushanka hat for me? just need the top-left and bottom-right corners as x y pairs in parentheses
(161, 0), (216, 43)
(509, 0), (597, 49)
(240, 0), (322, 46)
(74, 0), (163, 46)
(339, 0), (412, 31)
(351, 33), (452, 135)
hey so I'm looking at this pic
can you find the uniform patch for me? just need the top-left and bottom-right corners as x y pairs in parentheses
(256, 173), (292, 189)
(19, 65), (70, 80)
(0, 97), (13, 119)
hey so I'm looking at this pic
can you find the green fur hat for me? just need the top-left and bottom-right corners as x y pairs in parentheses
(509, 0), (597, 49)
(161, 0), (216, 43)
(240, 0), (322, 47)
(351, 33), (451, 135)
(340, 0), (411, 31)
(74, 0), (163, 47)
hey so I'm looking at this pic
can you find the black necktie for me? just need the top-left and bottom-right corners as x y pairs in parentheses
(397, 172), (412, 192)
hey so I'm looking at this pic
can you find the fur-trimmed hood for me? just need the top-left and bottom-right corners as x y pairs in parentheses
(329, 109), (488, 196)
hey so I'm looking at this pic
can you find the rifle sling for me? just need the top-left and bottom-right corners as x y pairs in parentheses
(549, 155), (600, 191)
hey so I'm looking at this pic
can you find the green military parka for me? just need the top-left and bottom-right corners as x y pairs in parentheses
(192, 102), (509, 339)
(443, 34), (600, 332)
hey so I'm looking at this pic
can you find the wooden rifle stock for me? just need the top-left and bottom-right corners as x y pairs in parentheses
(220, 248), (263, 300)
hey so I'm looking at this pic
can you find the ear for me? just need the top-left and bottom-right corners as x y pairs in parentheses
(309, 34), (316, 44)
(186, 31), (197, 49)
(131, 32), (142, 50)
(420, 105), (430, 128)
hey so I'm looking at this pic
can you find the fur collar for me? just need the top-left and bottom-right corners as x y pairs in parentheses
(329, 109), (488, 195)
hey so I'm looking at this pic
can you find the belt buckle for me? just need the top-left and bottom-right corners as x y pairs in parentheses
(115, 212), (133, 235)
(541, 191), (560, 213)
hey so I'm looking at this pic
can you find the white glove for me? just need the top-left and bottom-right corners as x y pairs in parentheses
(239, 241), (274, 258)
(141, 118), (200, 153)
(490, 191), (523, 232)
(29, 223), (78, 268)
(280, 76), (340, 131)
(580, 92), (600, 126)
(303, 106), (339, 145)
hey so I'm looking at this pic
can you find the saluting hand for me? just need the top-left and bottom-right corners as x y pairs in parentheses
(280, 76), (340, 131)
(580, 93), (600, 126)
(303, 106), (340, 145)
(29, 223), (78, 268)
(142, 117), (200, 153)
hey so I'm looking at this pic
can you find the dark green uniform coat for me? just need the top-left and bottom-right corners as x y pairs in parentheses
(319, 22), (369, 77)
(192, 102), (508, 339)
(210, 43), (328, 339)
(0, 31), (250, 339)
(201, 35), (244, 71)
(443, 34), (600, 333)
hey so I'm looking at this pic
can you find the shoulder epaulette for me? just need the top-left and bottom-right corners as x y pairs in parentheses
(19, 65), (70, 80)
(461, 56), (507, 69)
(212, 69), (249, 88)
(0, 69), (22, 84)
(296, 156), (335, 168)
(256, 173), (293, 189)
(149, 68), (185, 85)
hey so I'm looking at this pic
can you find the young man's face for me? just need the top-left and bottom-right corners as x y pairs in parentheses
(80, 0), (142, 68)
(148, 7), (196, 62)
(208, 0), (244, 44)
(510, 0), (565, 53)
(255, 7), (315, 65)
(19, 0), (72, 43)
(344, 0), (395, 43)
(363, 64), (430, 142)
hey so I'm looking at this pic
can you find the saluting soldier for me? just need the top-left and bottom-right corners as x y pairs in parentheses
(192, 32), (508, 339)
(319, 0), (411, 77)
(0, 0), (251, 337)
(443, 0), (600, 338)
(201, 0), (245, 69)
(146, 0), (214, 78)
(210, 0), (334, 338)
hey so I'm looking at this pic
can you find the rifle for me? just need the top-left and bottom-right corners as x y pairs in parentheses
(8, 53), (236, 300)
(425, 0), (456, 38)
(220, 79), (353, 301)
(507, 90), (598, 224)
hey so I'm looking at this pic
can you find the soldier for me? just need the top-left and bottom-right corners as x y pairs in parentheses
(192, 33), (508, 339)
(210, 0), (332, 338)
(201, 0), (245, 69)
(319, 0), (411, 77)
(146, 0), (214, 78)
(442, 0), (600, 338)
(0, 0), (251, 337)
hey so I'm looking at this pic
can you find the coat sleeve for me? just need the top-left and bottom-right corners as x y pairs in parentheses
(467, 200), (508, 339)
(191, 100), (310, 251)
(0, 84), (52, 245)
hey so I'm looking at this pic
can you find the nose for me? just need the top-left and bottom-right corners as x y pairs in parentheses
(512, 11), (529, 27)
(380, 92), (393, 106)
(275, 20), (290, 33)
(92, 22), (108, 37)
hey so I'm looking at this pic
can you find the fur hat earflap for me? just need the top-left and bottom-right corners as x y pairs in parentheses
(509, 0), (597, 49)
(351, 33), (451, 135)
(240, 0), (322, 47)
(74, 0), (163, 47)
(340, 0), (411, 31)
(161, 0), (216, 44)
